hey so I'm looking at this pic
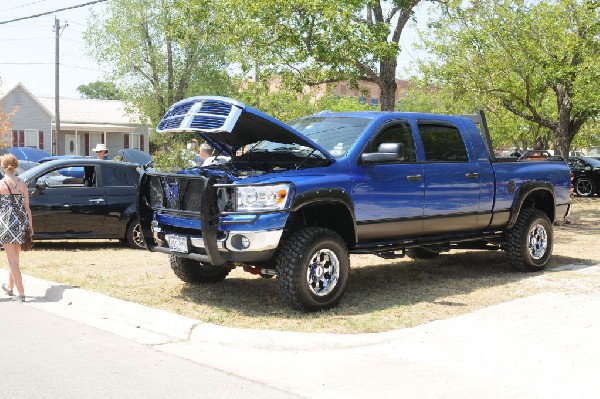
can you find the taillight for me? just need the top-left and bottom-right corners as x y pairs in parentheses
(570, 172), (574, 194)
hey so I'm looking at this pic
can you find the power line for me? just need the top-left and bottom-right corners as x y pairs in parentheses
(0, 0), (108, 25)
(0, 0), (53, 13)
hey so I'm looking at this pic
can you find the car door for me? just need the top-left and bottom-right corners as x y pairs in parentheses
(28, 165), (106, 235)
(350, 119), (424, 242)
(96, 164), (138, 235)
(416, 120), (482, 235)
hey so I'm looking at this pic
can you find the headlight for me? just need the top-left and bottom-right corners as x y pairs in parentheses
(235, 184), (292, 212)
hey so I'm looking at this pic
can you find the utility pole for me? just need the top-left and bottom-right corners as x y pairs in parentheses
(53, 17), (67, 156)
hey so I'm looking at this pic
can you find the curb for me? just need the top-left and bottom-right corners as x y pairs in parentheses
(1, 269), (200, 345)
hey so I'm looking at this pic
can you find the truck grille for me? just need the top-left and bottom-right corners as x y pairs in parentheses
(146, 175), (207, 213)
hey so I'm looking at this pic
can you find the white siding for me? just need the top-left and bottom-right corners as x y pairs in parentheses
(1, 88), (52, 152)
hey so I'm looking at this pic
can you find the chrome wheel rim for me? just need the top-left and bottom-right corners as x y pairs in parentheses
(133, 223), (145, 248)
(576, 179), (592, 196)
(528, 223), (548, 260)
(306, 249), (340, 296)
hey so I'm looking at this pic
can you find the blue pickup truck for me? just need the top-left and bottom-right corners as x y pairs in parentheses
(139, 96), (571, 311)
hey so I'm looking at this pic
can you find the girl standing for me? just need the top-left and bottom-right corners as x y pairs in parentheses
(0, 154), (33, 302)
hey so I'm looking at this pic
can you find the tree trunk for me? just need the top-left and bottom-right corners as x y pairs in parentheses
(379, 57), (398, 111)
(553, 83), (575, 159)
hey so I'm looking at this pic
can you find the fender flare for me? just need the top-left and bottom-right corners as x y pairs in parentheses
(290, 188), (358, 244)
(507, 181), (556, 229)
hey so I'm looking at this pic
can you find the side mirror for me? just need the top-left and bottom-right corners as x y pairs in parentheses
(361, 143), (405, 164)
(35, 180), (48, 190)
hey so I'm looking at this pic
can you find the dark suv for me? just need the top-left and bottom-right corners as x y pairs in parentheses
(19, 159), (144, 248)
(567, 157), (600, 197)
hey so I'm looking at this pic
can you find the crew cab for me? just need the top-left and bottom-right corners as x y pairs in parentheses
(139, 96), (571, 311)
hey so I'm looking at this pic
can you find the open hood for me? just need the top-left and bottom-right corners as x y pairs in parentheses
(118, 148), (153, 166)
(156, 96), (334, 161)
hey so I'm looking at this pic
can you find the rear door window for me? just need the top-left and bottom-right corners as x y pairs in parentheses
(100, 166), (137, 187)
(418, 122), (468, 162)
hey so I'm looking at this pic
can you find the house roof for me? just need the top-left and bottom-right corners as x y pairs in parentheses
(1, 82), (147, 126)
(36, 96), (146, 125)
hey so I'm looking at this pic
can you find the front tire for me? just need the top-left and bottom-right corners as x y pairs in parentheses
(505, 209), (553, 272)
(276, 227), (349, 312)
(574, 177), (596, 197)
(170, 255), (230, 283)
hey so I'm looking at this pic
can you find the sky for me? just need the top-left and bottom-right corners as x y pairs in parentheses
(0, 0), (108, 97)
(0, 0), (433, 99)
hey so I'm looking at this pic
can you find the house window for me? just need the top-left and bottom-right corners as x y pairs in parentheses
(13, 92), (23, 105)
(24, 129), (39, 148)
(370, 98), (379, 106)
(129, 133), (141, 150)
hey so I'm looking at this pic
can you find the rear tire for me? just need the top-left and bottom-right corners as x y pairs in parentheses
(505, 209), (553, 272)
(574, 177), (596, 197)
(276, 227), (349, 312)
(170, 255), (230, 283)
(125, 220), (145, 249)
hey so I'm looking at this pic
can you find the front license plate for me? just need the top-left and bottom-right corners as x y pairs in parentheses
(168, 235), (188, 253)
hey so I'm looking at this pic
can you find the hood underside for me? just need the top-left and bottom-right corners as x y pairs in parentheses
(156, 96), (333, 160)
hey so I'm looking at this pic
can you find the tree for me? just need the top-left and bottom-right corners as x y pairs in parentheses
(0, 80), (18, 148)
(419, 0), (600, 158)
(217, 0), (430, 111)
(85, 0), (233, 126)
(77, 81), (122, 100)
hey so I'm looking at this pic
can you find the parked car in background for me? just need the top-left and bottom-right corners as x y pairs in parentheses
(0, 160), (40, 177)
(18, 159), (144, 248)
(567, 157), (600, 197)
(116, 148), (153, 166)
(38, 155), (88, 178)
(0, 147), (50, 162)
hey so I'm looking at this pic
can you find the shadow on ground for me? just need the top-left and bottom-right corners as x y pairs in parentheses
(178, 249), (596, 319)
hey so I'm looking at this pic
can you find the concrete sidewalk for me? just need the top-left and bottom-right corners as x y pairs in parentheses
(3, 267), (600, 398)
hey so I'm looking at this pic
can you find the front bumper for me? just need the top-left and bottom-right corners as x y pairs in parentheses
(151, 225), (283, 263)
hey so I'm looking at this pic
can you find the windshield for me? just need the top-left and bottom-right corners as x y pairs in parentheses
(245, 116), (372, 159)
(290, 116), (371, 158)
(582, 157), (600, 166)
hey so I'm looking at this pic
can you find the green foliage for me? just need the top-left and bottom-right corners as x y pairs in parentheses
(419, 0), (600, 157)
(235, 82), (376, 122)
(215, 0), (427, 110)
(85, 0), (234, 126)
(149, 132), (198, 172)
(77, 81), (122, 100)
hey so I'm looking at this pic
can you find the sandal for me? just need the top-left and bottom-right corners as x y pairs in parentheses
(2, 283), (14, 297)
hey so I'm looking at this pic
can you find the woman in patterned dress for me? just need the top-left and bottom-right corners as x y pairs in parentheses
(0, 154), (33, 302)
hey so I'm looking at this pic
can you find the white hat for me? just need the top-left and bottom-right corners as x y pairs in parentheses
(92, 143), (108, 153)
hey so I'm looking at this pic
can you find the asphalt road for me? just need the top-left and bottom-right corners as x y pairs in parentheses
(0, 301), (300, 399)
(1, 265), (600, 398)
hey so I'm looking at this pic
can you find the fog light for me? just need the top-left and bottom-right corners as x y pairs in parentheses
(231, 234), (251, 250)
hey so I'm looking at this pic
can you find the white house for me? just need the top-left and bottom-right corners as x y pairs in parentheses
(0, 82), (150, 156)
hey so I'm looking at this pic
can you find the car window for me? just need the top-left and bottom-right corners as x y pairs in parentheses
(568, 159), (585, 168)
(101, 166), (136, 187)
(36, 171), (80, 187)
(365, 121), (417, 162)
(418, 122), (468, 162)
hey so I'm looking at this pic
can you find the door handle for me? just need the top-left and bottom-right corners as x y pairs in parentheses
(465, 172), (480, 179)
(89, 198), (105, 203)
(406, 174), (423, 181)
